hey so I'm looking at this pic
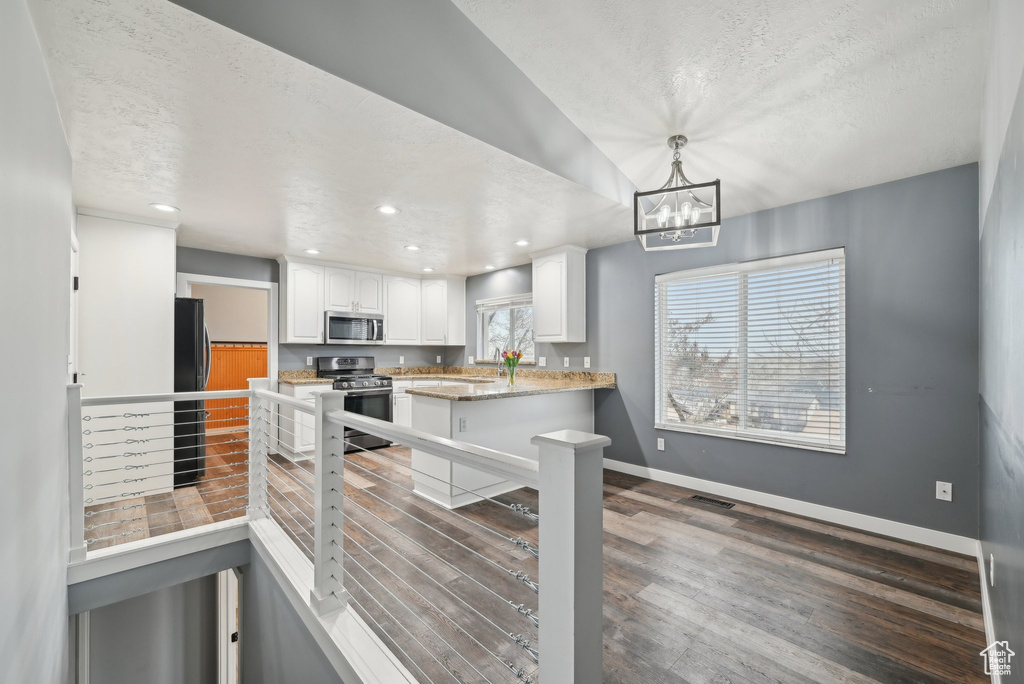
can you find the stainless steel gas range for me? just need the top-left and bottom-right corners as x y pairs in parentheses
(316, 356), (393, 453)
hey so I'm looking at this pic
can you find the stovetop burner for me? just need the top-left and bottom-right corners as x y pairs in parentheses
(315, 356), (391, 390)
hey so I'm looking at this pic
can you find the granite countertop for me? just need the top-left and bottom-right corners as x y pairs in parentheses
(278, 367), (617, 398)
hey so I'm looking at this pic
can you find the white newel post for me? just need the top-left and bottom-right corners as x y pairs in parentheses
(532, 429), (610, 683)
(248, 378), (270, 519)
(310, 390), (348, 615)
(68, 384), (87, 563)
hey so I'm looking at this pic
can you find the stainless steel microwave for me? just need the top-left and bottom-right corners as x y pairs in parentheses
(324, 311), (384, 345)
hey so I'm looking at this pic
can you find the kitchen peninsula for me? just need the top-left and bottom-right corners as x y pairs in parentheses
(401, 368), (616, 508)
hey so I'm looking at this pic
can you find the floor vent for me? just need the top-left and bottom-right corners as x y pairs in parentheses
(691, 494), (735, 509)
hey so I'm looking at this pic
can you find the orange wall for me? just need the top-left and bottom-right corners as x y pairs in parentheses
(207, 345), (267, 430)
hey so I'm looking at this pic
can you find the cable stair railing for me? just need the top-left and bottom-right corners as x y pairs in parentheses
(67, 378), (609, 683)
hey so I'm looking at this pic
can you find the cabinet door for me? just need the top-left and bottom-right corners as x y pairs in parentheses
(324, 267), (356, 311)
(287, 263), (325, 343)
(533, 254), (565, 340)
(393, 393), (412, 428)
(420, 279), (448, 344)
(384, 276), (421, 344)
(354, 271), (383, 314)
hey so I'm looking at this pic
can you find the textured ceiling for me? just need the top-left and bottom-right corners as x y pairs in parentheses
(453, 0), (988, 218)
(29, 0), (630, 276)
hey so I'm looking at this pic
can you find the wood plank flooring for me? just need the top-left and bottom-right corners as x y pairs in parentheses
(86, 431), (988, 682)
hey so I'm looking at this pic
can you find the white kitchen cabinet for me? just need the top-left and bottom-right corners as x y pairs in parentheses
(277, 382), (332, 460)
(325, 267), (382, 314)
(393, 393), (412, 428)
(282, 261), (325, 344)
(531, 245), (587, 343)
(420, 277), (466, 345)
(383, 275), (421, 344)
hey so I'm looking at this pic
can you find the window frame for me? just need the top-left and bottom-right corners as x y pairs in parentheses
(476, 293), (535, 363)
(654, 248), (846, 454)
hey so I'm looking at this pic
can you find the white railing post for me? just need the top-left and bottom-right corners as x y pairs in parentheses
(532, 429), (610, 683)
(248, 378), (271, 520)
(68, 384), (87, 563)
(310, 390), (348, 615)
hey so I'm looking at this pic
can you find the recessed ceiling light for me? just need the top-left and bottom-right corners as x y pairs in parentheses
(149, 203), (179, 213)
(422, 267), (434, 272)
(304, 249), (321, 255)
(405, 245), (420, 251)
(514, 239), (529, 246)
(377, 205), (399, 215)
(484, 265), (495, 270)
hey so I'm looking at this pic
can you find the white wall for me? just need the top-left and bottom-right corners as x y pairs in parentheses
(0, 1), (74, 681)
(191, 283), (268, 343)
(77, 215), (176, 397)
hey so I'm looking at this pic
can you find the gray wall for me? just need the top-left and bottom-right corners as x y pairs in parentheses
(0, 1), (74, 681)
(241, 553), (344, 684)
(457, 165), (980, 537)
(979, 3), (1024, 661)
(89, 576), (218, 684)
(177, 247), (445, 370)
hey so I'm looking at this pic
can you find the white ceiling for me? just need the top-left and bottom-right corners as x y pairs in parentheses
(29, 0), (630, 276)
(31, 0), (987, 277)
(453, 0), (987, 218)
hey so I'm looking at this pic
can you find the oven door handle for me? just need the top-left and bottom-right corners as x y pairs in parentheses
(343, 388), (393, 397)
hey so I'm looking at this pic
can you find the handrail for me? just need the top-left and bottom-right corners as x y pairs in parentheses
(324, 408), (541, 488)
(254, 388), (315, 414)
(81, 388), (250, 407)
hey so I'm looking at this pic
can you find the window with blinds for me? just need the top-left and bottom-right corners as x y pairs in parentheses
(655, 248), (846, 452)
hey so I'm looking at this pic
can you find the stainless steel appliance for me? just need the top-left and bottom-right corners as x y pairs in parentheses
(317, 356), (393, 452)
(173, 297), (211, 486)
(324, 310), (384, 345)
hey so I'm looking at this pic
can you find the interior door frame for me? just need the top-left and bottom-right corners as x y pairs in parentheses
(175, 272), (279, 391)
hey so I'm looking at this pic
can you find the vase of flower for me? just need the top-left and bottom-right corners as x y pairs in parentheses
(502, 350), (523, 388)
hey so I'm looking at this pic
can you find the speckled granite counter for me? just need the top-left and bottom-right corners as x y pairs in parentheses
(277, 370), (333, 386)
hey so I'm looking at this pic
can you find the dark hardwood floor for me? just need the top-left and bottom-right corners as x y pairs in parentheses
(86, 432), (988, 682)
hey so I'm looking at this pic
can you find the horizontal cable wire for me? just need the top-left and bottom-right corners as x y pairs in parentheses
(348, 448), (539, 523)
(265, 481), (315, 527)
(341, 495), (527, 634)
(84, 430), (214, 448)
(264, 496), (315, 558)
(85, 481), (250, 516)
(84, 493), (250, 532)
(86, 504), (249, 544)
(84, 437), (249, 460)
(82, 403), (249, 420)
(87, 460), (249, 488)
(265, 458), (315, 494)
(336, 439), (522, 549)
(85, 449), (249, 474)
(82, 414), (249, 434)
(86, 470), (247, 503)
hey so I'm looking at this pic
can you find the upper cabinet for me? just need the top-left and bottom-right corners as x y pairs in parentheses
(531, 245), (588, 343)
(383, 275), (421, 345)
(421, 277), (466, 346)
(325, 267), (382, 314)
(282, 261), (325, 344)
(280, 256), (464, 346)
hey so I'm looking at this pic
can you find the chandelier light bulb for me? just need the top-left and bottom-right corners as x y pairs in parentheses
(657, 205), (670, 228)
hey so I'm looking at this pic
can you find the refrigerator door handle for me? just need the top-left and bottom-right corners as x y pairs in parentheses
(202, 324), (212, 390)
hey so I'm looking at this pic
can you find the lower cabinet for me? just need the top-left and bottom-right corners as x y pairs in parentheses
(393, 393), (412, 428)
(278, 382), (332, 459)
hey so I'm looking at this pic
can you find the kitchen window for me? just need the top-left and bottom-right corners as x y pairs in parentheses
(477, 294), (535, 362)
(655, 248), (846, 452)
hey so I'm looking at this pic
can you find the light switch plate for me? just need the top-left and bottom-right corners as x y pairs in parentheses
(563, 357), (570, 368)
(584, 357), (591, 368)
(990, 553), (995, 586)
(538, 357), (546, 367)
(399, 355), (405, 365)
(657, 438), (665, 451)
(436, 355), (442, 363)
(306, 356), (313, 366)
(468, 356), (475, 364)
(935, 481), (952, 501)
(458, 417), (468, 432)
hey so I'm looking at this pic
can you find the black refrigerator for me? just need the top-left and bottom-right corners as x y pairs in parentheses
(174, 297), (210, 487)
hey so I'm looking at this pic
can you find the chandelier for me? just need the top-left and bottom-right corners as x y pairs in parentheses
(634, 135), (721, 251)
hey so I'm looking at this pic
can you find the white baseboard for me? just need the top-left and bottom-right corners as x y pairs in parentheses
(603, 459), (978, 556)
(976, 542), (1000, 684)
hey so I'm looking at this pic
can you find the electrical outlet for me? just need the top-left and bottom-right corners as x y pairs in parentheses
(436, 355), (442, 363)
(657, 438), (665, 451)
(306, 356), (313, 366)
(538, 357), (546, 367)
(563, 357), (570, 368)
(584, 357), (591, 368)
(399, 355), (405, 365)
(458, 417), (468, 432)
(935, 481), (952, 501)
(468, 356), (475, 364)
(990, 553), (996, 587)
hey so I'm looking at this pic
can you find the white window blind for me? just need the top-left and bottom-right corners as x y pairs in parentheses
(655, 248), (846, 452)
